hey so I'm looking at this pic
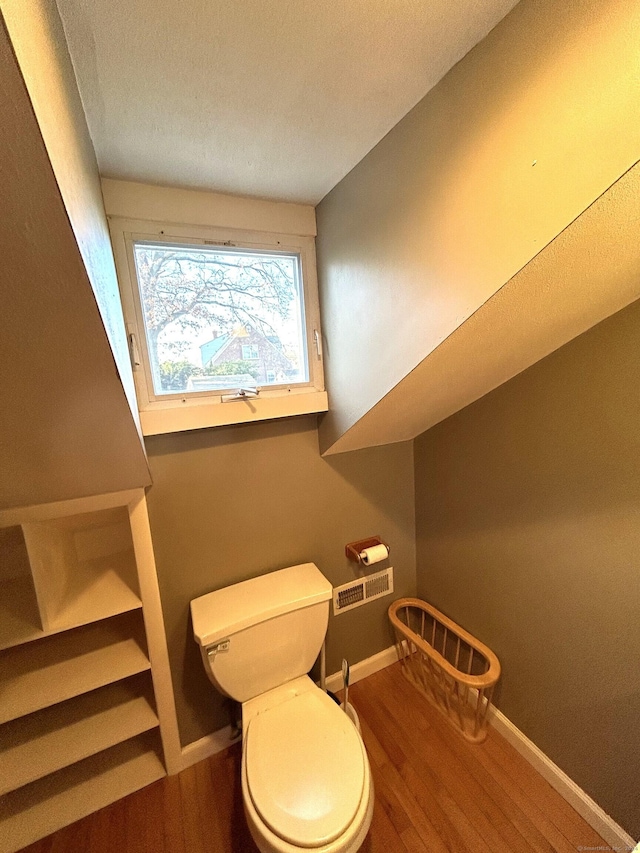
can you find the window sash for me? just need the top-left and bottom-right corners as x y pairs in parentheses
(129, 239), (309, 400)
(109, 218), (325, 433)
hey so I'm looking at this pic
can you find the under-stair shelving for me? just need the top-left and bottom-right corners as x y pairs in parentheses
(0, 489), (181, 853)
(0, 674), (158, 795)
(0, 732), (165, 853)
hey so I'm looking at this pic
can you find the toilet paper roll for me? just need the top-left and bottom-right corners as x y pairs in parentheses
(359, 543), (389, 565)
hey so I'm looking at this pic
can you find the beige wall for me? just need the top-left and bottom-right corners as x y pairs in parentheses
(1, 0), (142, 431)
(414, 300), (640, 837)
(0, 14), (150, 509)
(316, 0), (640, 454)
(145, 418), (415, 746)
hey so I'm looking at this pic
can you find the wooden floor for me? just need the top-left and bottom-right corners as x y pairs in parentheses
(20, 662), (608, 853)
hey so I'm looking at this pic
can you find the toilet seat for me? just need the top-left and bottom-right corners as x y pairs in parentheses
(245, 688), (366, 848)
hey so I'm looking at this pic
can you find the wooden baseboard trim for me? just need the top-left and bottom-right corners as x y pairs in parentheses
(487, 705), (635, 850)
(324, 645), (400, 693)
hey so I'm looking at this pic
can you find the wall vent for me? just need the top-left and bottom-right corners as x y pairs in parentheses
(332, 567), (394, 615)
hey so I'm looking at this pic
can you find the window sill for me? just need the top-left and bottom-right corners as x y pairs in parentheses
(139, 390), (328, 436)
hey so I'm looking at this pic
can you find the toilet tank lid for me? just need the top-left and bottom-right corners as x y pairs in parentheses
(191, 563), (332, 648)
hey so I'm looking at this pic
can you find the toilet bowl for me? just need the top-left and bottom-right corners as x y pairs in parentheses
(241, 677), (374, 853)
(190, 563), (374, 853)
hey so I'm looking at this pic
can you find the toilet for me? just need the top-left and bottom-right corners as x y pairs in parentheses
(191, 563), (374, 853)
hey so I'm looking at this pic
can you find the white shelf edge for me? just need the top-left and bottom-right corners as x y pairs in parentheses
(140, 389), (328, 435)
(0, 736), (165, 853)
(0, 634), (151, 726)
(0, 690), (158, 795)
(0, 597), (143, 655)
(0, 490), (144, 529)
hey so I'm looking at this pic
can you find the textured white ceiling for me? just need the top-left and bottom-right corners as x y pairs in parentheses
(55, 0), (518, 203)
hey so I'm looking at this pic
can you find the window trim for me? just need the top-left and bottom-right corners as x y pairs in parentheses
(108, 217), (327, 435)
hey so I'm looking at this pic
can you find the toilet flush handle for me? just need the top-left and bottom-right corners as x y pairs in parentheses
(207, 639), (230, 661)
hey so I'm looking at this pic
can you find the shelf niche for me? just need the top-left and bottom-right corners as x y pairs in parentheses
(0, 508), (143, 652)
(24, 506), (142, 632)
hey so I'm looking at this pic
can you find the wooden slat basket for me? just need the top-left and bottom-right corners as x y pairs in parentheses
(388, 598), (500, 743)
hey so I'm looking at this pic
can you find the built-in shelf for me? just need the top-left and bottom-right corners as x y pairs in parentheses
(0, 732), (165, 853)
(0, 510), (143, 652)
(0, 569), (142, 653)
(0, 613), (150, 725)
(45, 553), (143, 632)
(0, 489), (181, 853)
(0, 675), (158, 795)
(23, 507), (141, 632)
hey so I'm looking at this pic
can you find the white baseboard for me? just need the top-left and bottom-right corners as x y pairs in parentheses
(177, 645), (636, 850)
(324, 644), (400, 693)
(177, 724), (240, 773)
(487, 705), (635, 850)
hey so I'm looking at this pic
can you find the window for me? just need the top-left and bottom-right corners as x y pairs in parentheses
(109, 219), (326, 434)
(241, 345), (260, 361)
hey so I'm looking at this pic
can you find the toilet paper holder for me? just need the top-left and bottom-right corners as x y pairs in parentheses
(345, 536), (390, 564)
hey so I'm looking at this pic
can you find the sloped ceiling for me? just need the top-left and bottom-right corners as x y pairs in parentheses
(321, 164), (640, 454)
(54, 0), (519, 203)
(0, 10), (150, 509)
(2, 0), (141, 433)
(316, 0), (640, 455)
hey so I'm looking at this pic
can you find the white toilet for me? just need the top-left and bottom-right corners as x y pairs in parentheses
(191, 563), (374, 853)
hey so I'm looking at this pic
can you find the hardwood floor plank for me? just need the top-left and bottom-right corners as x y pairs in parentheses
(213, 743), (260, 853)
(361, 715), (449, 853)
(193, 754), (227, 851)
(160, 771), (186, 853)
(125, 777), (166, 853)
(372, 671), (520, 852)
(355, 680), (496, 853)
(359, 771), (406, 853)
(48, 812), (90, 853)
(386, 664), (568, 853)
(359, 698), (463, 850)
(483, 725), (607, 847)
(472, 737), (585, 853)
(88, 799), (127, 853)
(370, 763), (412, 837)
(400, 826), (432, 853)
(373, 666), (554, 853)
(177, 763), (207, 853)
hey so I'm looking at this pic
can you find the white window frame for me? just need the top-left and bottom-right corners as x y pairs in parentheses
(108, 217), (327, 435)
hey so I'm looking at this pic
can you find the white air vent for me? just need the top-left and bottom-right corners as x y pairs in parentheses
(332, 567), (394, 615)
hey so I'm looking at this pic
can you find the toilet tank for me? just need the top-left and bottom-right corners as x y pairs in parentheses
(191, 563), (332, 703)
